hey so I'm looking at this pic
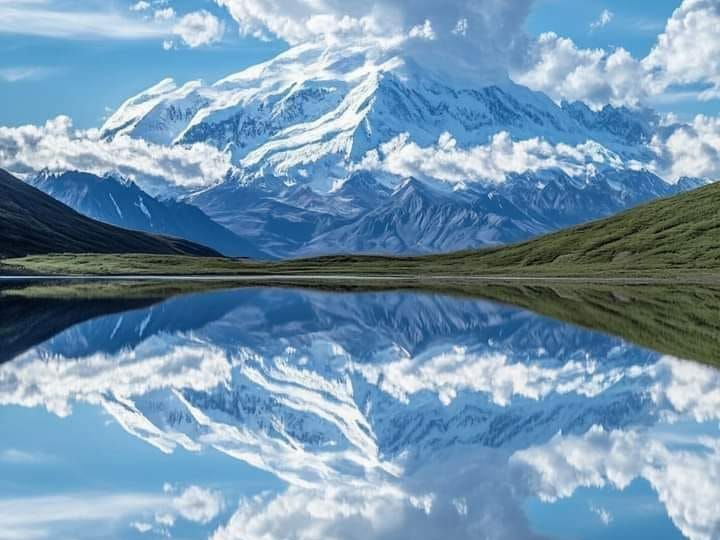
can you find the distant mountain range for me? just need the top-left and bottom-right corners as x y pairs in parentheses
(11, 43), (714, 258)
(28, 170), (264, 258)
(0, 169), (217, 258)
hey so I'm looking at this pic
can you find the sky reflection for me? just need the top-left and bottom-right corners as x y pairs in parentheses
(0, 288), (717, 540)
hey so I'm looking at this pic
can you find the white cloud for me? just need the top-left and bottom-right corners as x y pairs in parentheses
(215, 0), (534, 80)
(210, 450), (547, 540)
(0, 485), (224, 540)
(590, 505), (613, 525)
(0, 449), (55, 464)
(0, 66), (54, 83)
(130, 1), (151, 12)
(0, 2), (171, 40)
(173, 486), (225, 524)
(211, 484), (406, 540)
(590, 9), (614, 30)
(514, 0), (720, 109)
(130, 521), (153, 533)
(643, 0), (720, 100)
(0, 116), (232, 194)
(154, 7), (176, 22)
(513, 32), (647, 109)
(356, 131), (625, 185)
(0, 492), (170, 540)
(408, 19), (436, 41)
(452, 18), (468, 37)
(0, 332), (232, 418)
(648, 115), (720, 181)
(173, 10), (224, 48)
(646, 356), (720, 422)
(512, 426), (720, 540)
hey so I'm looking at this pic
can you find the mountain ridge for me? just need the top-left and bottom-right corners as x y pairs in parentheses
(28, 170), (266, 258)
(0, 169), (218, 258)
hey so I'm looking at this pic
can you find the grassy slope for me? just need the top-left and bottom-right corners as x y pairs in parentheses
(0, 169), (219, 258)
(3, 182), (719, 277)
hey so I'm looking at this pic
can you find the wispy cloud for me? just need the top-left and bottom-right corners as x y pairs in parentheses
(0, 1), (171, 40)
(0, 485), (224, 539)
(0, 66), (56, 82)
(590, 9), (614, 30)
(590, 505), (614, 526)
(0, 448), (56, 464)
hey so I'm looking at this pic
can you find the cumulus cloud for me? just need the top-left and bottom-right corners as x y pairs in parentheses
(215, 0), (534, 80)
(356, 131), (625, 185)
(0, 116), (231, 194)
(173, 10), (224, 48)
(648, 115), (720, 181)
(408, 19), (436, 41)
(512, 426), (720, 540)
(513, 33), (647, 109)
(643, 0), (720, 100)
(646, 356), (720, 423)
(172, 486), (225, 524)
(211, 484), (405, 540)
(211, 447), (546, 540)
(515, 0), (720, 109)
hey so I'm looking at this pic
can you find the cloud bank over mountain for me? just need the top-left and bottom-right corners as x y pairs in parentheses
(0, 116), (230, 194)
(215, 0), (534, 82)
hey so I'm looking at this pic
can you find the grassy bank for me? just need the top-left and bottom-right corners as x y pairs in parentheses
(3, 183), (718, 279)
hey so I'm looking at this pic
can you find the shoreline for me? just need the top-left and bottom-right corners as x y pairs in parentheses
(2, 274), (720, 285)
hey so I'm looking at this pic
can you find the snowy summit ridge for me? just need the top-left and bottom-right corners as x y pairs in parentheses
(101, 43), (660, 193)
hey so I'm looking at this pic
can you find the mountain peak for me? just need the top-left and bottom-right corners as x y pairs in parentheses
(98, 43), (669, 194)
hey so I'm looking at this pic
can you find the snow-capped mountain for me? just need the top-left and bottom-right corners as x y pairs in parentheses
(102, 43), (658, 190)
(96, 43), (707, 257)
(29, 170), (265, 258)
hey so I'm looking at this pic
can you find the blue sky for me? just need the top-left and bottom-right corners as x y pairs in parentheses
(0, 0), (715, 128)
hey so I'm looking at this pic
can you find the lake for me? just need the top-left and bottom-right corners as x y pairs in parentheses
(0, 284), (718, 540)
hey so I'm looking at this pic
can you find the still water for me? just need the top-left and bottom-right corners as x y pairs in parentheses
(0, 286), (718, 540)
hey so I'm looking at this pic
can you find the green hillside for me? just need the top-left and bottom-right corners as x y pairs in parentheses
(3, 181), (719, 277)
(0, 169), (218, 258)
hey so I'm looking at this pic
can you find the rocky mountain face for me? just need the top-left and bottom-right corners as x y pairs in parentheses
(28, 170), (265, 258)
(0, 168), (218, 258)
(58, 43), (701, 257)
(185, 168), (693, 258)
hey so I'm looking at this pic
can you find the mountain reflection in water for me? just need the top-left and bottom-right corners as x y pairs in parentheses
(0, 286), (718, 540)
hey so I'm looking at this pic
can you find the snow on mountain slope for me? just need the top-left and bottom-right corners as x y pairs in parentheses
(95, 42), (713, 257)
(103, 43), (659, 192)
